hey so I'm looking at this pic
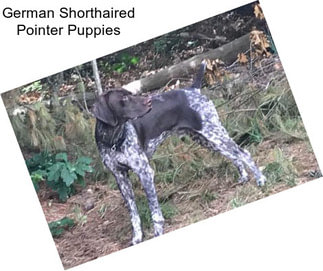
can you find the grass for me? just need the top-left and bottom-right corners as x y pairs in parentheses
(263, 147), (297, 187)
(136, 195), (177, 230)
(227, 183), (261, 210)
(201, 190), (218, 203)
(230, 197), (246, 208)
(98, 203), (109, 219)
(140, 77), (307, 225)
(72, 205), (88, 226)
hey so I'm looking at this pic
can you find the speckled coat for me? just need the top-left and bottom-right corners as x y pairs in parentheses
(95, 61), (266, 245)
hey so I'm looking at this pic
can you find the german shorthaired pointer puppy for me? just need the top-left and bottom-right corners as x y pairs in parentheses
(93, 60), (266, 245)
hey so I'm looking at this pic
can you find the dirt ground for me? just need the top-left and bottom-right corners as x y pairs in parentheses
(39, 138), (320, 269)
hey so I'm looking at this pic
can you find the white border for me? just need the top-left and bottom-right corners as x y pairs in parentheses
(1, 1), (322, 270)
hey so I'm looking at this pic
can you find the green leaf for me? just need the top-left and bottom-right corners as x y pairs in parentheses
(30, 169), (47, 191)
(61, 167), (77, 187)
(57, 186), (70, 201)
(117, 65), (126, 73)
(75, 166), (86, 176)
(121, 53), (131, 63)
(31, 169), (47, 180)
(21, 80), (43, 93)
(55, 153), (68, 162)
(76, 156), (92, 165)
(65, 162), (76, 173)
(75, 163), (93, 176)
(47, 163), (63, 182)
(76, 176), (85, 187)
(26, 151), (53, 172)
(48, 217), (75, 237)
(75, 156), (93, 176)
(130, 56), (139, 65)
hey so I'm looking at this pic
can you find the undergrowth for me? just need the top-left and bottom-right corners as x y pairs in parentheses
(26, 151), (93, 201)
(136, 195), (177, 230)
(48, 217), (75, 238)
(9, 66), (307, 217)
(263, 147), (297, 187)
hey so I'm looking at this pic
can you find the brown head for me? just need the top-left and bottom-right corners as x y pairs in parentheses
(92, 89), (152, 126)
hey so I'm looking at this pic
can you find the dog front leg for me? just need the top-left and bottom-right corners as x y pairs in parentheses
(132, 163), (165, 238)
(114, 171), (143, 245)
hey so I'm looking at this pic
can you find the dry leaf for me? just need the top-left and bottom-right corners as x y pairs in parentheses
(18, 92), (41, 104)
(205, 58), (228, 85)
(254, 3), (265, 20)
(206, 59), (214, 71)
(237, 53), (248, 64)
(250, 29), (271, 57)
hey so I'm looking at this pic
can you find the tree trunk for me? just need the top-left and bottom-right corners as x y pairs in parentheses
(92, 59), (103, 95)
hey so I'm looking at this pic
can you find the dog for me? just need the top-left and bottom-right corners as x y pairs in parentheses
(93, 60), (266, 245)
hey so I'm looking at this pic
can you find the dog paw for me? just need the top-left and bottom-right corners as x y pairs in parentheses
(256, 175), (267, 186)
(131, 233), (143, 245)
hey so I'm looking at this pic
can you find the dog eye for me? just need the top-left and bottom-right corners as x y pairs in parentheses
(122, 96), (129, 101)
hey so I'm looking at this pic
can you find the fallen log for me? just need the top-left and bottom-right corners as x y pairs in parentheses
(123, 33), (251, 94)
(6, 34), (251, 115)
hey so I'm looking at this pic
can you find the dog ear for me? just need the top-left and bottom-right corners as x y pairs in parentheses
(92, 95), (118, 126)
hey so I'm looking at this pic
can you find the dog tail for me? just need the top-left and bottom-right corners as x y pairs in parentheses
(191, 59), (207, 89)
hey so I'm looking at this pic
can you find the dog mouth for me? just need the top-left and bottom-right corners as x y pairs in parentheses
(144, 96), (152, 108)
(143, 96), (153, 113)
(131, 97), (152, 121)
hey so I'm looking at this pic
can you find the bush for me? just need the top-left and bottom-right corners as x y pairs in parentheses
(26, 152), (93, 201)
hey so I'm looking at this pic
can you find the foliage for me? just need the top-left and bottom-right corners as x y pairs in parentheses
(152, 35), (187, 60)
(46, 153), (92, 201)
(136, 196), (177, 230)
(246, 119), (263, 144)
(9, 102), (61, 151)
(263, 147), (297, 186)
(9, 99), (109, 184)
(26, 151), (53, 172)
(201, 190), (218, 203)
(21, 81), (43, 93)
(48, 217), (75, 238)
(103, 52), (139, 73)
(153, 38), (170, 55)
(72, 205), (88, 226)
(215, 77), (305, 146)
(63, 101), (92, 142)
(230, 197), (245, 208)
(26, 151), (53, 191)
(26, 152), (93, 201)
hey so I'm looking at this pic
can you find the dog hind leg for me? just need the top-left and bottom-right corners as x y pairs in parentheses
(193, 127), (266, 185)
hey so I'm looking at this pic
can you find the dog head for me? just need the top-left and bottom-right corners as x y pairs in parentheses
(93, 88), (152, 126)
